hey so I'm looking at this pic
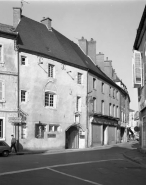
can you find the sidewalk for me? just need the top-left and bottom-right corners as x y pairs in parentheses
(11, 141), (146, 168)
(123, 142), (146, 168)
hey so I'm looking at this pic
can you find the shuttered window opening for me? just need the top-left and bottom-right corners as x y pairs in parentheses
(143, 116), (146, 148)
(132, 50), (143, 88)
(0, 80), (5, 102)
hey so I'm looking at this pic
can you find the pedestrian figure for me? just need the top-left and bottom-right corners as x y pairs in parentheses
(10, 135), (17, 153)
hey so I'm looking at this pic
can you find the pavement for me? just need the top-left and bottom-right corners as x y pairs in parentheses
(123, 142), (146, 168)
(10, 141), (146, 168)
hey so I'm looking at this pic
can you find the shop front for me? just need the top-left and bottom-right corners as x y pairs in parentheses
(90, 115), (119, 146)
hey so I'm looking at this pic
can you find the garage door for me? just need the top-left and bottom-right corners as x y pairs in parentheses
(108, 126), (116, 145)
(92, 124), (101, 146)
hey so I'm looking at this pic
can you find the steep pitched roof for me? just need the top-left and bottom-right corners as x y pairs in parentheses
(133, 5), (146, 49)
(0, 23), (17, 36)
(15, 15), (130, 98)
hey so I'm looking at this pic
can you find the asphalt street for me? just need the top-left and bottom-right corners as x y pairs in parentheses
(0, 141), (146, 185)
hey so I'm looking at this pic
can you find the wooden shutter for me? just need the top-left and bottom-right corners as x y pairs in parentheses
(0, 81), (5, 102)
(133, 50), (142, 88)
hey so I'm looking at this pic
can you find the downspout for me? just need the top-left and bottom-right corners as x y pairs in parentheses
(15, 33), (20, 151)
(86, 69), (89, 148)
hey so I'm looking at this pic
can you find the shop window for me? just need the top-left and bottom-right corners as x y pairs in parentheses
(49, 124), (59, 132)
(35, 124), (46, 138)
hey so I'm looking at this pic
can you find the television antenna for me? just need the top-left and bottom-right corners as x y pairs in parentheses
(21, 0), (29, 9)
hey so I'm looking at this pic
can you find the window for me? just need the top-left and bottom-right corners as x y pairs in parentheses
(121, 111), (123, 122)
(113, 89), (115, 98)
(0, 44), (3, 63)
(48, 64), (55, 78)
(77, 73), (83, 84)
(93, 78), (96, 89)
(113, 104), (115, 117)
(49, 124), (59, 132)
(45, 91), (56, 108)
(0, 80), (5, 102)
(21, 124), (27, 139)
(101, 100), (104, 115)
(76, 96), (81, 112)
(21, 56), (27, 65)
(101, 82), (104, 93)
(0, 118), (5, 140)
(116, 91), (118, 100)
(93, 97), (96, 113)
(109, 103), (112, 116)
(116, 106), (119, 118)
(21, 90), (27, 102)
(109, 87), (111, 96)
(35, 124), (46, 138)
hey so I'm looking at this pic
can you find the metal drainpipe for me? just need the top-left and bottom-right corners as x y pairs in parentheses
(86, 70), (89, 148)
(16, 35), (20, 152)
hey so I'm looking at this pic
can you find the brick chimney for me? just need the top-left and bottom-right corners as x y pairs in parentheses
(96, 52), (104, 71)
(87, 38), (96, 64)
(104, 57), (113, 79)
(41, 17), (52, 30)
(78, 36), (88, 55)
(13, 7), (22, 28)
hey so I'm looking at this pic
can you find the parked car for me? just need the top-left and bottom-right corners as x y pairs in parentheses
(0, 141), (11, 157)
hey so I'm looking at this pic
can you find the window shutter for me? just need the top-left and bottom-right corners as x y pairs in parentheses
(0, 81), (5, 102)
(133, 50), (142, 88)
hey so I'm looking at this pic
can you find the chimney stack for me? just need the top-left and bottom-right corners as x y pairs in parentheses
(13, 7), (22, 28)
(104, 57), (113, 79)
(41, 17), (52, 30)
(88, 38), (96, 64)
(78, 36), (88, 55)
(96, 52), (104, 71)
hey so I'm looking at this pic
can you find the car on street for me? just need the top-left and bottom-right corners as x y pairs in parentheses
(0, 141), (11, 157)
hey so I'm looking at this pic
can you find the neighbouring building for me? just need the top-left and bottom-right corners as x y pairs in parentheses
(0, 7), (130, 151)
(0, 22), (18, 145)
(78, 37), (130, 146)
(133, 5), (146, 150)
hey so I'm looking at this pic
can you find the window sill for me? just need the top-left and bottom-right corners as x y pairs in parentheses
(45, 106), (57, 110)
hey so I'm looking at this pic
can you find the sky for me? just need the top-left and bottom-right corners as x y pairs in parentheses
(0, 0), (146, 111)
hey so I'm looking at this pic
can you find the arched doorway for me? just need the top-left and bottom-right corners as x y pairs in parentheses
(65, 125), (79, 149)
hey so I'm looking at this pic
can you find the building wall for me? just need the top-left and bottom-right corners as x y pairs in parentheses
(87, 72), (120, 146)
(0, 36), (18, 145)
(19, 52), (87, 150)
